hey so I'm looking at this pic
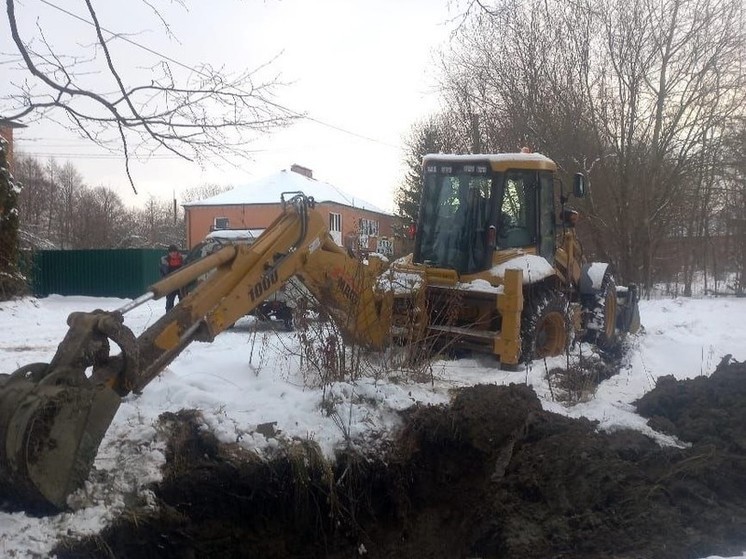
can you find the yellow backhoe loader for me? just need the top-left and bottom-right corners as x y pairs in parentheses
(0, 152), (639, 511)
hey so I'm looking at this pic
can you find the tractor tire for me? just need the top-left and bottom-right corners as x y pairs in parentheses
(623, 301), (641, 334)
(584, 271), (620, 352)
(520, 290), (571, 363)
(616, 284), (641, 335)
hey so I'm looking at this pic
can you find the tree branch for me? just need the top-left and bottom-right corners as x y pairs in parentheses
(3, 0), (297, 193)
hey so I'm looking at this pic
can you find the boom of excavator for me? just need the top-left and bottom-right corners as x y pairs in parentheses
(0, 153), (640, 511)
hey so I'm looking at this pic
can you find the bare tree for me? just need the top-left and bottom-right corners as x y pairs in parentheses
(132, 195), (183, 248)
(44, 158), (60, 241)
(71, 186), (128, 248)
(2, 0), (297, 193)
(440, 0), (598, 156)
(55, 161), (83, 248)
(16, 153), (187, 249)
(586, 0), (745, 290)
(437, 0), (746, 291)
(14, 155), (51, 244)
(720, 121), (746, 294)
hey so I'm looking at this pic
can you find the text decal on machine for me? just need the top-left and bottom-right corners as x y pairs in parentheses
(337, 277), (359, 305)
(249, 269), (279, 302)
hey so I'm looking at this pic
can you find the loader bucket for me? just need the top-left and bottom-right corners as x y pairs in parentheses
(0, 368), (122, 511)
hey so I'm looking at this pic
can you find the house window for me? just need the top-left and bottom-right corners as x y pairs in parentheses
(359, 218), (379, 236)
(213, 217), (230, 230)
(329, 212), (341, 232)
(329, 212), (342, 245)
(376, 238), (393, 255)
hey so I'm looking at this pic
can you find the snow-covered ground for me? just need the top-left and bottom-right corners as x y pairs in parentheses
(0, 294), (745, 558)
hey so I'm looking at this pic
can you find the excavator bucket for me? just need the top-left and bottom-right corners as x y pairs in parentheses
(0, 311), (137, 511)
(0, 372), (121, 510)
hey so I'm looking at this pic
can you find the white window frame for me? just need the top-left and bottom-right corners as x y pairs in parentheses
(359, 218), (379, 237)
(329, 212), (342, 245)
(213, 216), (230, 230)
(329, 212), (341, 232)
(376, 238), (393, 256)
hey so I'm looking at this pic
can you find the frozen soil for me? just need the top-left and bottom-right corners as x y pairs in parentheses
(55, 360), (746, 559)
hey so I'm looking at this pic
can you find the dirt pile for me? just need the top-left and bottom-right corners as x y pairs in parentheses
(56, 361), (746, 558)
(636, 357), (746, 452)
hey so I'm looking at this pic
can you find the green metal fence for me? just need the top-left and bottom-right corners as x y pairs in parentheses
(29, 249), (164, 299)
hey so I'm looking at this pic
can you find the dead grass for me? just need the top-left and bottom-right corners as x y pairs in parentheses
(545, 353), (622, 403)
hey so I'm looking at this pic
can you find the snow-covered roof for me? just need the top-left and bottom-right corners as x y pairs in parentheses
(424, 152), (555, 164)
(206, 229), (265, 241)
(423, 152), (557, 171)
(183, 169), (390, 215)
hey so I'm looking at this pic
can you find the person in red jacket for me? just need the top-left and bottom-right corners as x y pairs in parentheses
(160, 244), (184, 311)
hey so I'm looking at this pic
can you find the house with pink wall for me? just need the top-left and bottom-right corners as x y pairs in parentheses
(183, 164), (400, 256)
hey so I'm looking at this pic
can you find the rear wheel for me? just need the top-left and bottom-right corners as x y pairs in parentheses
(585, 271), (620, 352)
(625, 302), (641, 334)
(616, 284), (641, 335)
(521, 290), (571, 362)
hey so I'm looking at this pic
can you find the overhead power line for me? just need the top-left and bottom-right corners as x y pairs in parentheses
(35, 0), (400, 149)
(19, 152), (185, 160)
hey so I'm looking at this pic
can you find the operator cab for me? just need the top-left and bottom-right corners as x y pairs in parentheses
(414, 153), (558, 275)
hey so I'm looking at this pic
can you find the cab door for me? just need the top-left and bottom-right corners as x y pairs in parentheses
(497, 170), (538, 249)
(538, 171), (556, 260)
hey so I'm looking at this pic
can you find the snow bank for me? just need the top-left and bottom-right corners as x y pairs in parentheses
(1, 294), (746, 558)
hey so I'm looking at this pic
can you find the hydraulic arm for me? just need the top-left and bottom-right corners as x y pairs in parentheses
(0, 193), (388, 510)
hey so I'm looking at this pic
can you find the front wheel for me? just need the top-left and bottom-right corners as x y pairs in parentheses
(520, 290), (571, 363)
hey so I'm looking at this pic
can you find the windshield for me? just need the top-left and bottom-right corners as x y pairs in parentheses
(415, 163), (493, 273)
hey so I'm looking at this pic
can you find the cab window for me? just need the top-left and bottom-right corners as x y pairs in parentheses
(497, 171), (537, 248)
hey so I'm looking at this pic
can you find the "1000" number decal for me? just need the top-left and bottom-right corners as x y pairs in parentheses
(249, 269), (279, 302)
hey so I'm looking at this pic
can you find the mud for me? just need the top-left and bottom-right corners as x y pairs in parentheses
(56, 361), (746, 558)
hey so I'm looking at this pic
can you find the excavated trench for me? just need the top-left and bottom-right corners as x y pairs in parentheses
(55, 360), (746, 559)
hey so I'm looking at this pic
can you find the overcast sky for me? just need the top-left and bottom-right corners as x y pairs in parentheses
(3, 0), (460, 212)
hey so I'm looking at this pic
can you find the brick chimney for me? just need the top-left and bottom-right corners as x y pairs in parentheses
(290, 163), (313, 179)
(0, 120), (26, 172)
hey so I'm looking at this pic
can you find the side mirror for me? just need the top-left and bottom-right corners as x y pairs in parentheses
(573, 173), (586, 198)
